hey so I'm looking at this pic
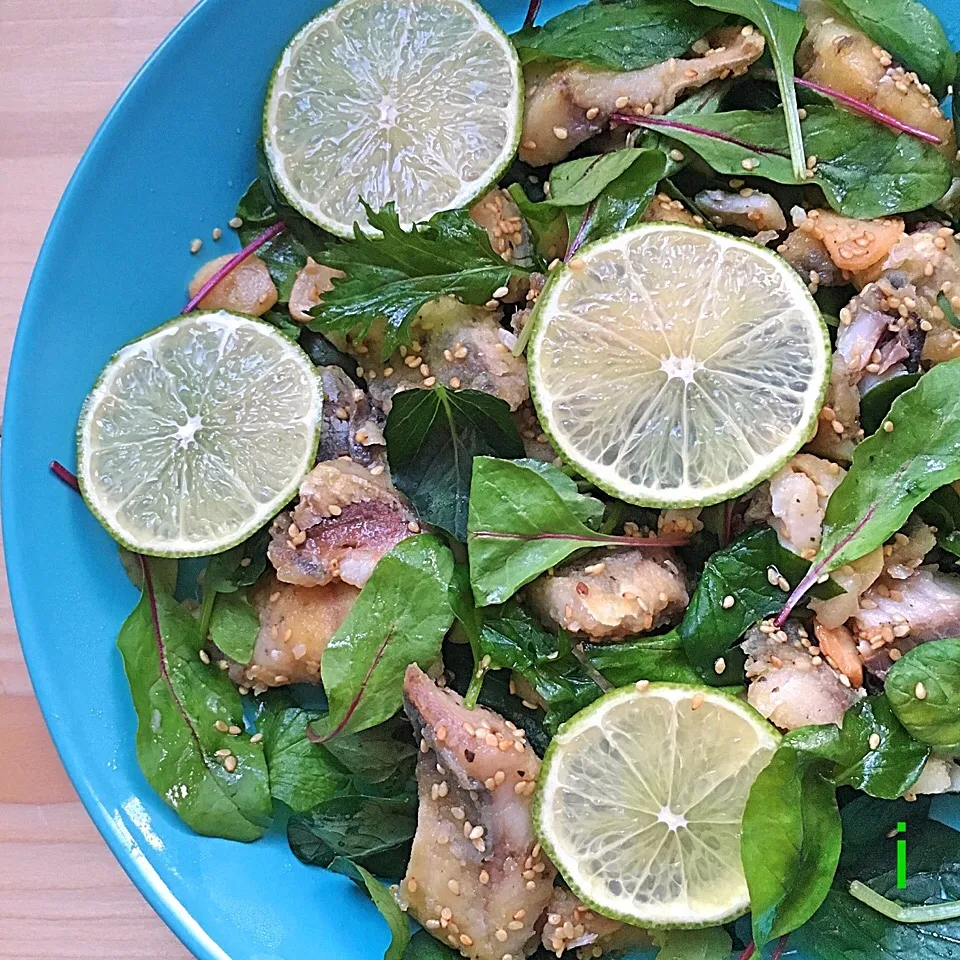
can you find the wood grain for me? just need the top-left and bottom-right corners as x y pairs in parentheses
(0, 1), (196, 956)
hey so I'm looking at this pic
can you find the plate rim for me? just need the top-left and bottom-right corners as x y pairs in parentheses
(1, 1), (236, 957)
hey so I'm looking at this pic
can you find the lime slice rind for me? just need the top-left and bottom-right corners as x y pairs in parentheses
(534, 683), (779, 929)
(263, 0), (523, 237)
(77, 311), (323, 558)
(528, 224), (831, 509)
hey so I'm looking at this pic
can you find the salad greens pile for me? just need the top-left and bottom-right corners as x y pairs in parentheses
(71, 0), (960, 955)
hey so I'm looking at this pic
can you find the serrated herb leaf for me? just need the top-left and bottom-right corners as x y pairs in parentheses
(467, 457), (685, 606)
(312, 535), (455, 741)
(678, 527), (839, 686)
(741, 745), (842, 949)
(624, 106), (952, 219)
(309, 203), (530, 357)
(116, 558), (272, 841)
(687, 0), (807, 179)
(786, 695), (930, 799)
(824, 0), (956, 99)
(781, 360), (960, 619)
(385, 386), (524, 542)
(289, 796), (416, 877)
(886, 639), (960, 753)
(512, 0), (725, 71)
(329, 858), (411, 960)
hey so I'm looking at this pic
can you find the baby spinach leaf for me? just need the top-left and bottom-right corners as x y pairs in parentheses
(886, 639), (960, 753)
(860, 373), (923, 436)
(320, 715), (419, 791)
(478, 601), (603, 730)
(512, 0), (725, 71)
(584, 632), (701, 687)
(403, 932), (457, 959)
(547, 149), (662, 208)
(329, 858), (411, 960)
(741, 745), (842, 949)
(116, 557), (272, 841)
(515, 459), (604, 527)
(824, 0), (956, 99)
(118, 547), (177, 594)
(235, 179), (312, 301)
(678, 527), (838, 686)
(312, 535), (455, 741)
(208, 591), (259, 665)
(565, 150), (667, 254)
(633, 106), (952, 219)
(652, 927), (733, 960)
(794, 815), (960, 960)
(289, 796), (416, 877)
(257, 698), (352, 812)
(385, 386), (524, 542)
(782, 360), (960, 618)
(468, 457), (682, 606)
(309, 203), (531, 357)
(687, 0), (807, 180)
(786, 695), (930, 800)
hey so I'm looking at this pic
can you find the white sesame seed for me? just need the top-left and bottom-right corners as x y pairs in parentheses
(228, 216), (243, 229)
(250, 732), (263, 744)
(190, 238), (203, 254)
(212, 227), (222, 241)
(722, 595), (735, 609)
(915, 681), (927, 700)
(448, 879), (461, 895)
(635, 679), (650, 691)
(868, 733), (881, 750)
(714, 657), (726, 675)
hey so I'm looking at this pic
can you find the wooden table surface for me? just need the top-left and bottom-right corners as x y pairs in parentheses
(0, 2), (196, 956)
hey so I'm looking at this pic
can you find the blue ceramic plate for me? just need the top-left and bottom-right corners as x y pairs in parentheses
(5, 1), (960, 958)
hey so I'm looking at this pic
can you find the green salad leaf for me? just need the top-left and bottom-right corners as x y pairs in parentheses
(859, 373), (923, 436)
(677, 527), (838, 685)
(782, 360), (960, 617)
(329, 858), (411, 960)
(478, 600), (604, 731)
(116, 557), (272, 841)
(320, 715), (419, 790)
(546, 149), (663, 208)
(312, 535), (455, 741)
(741, 745), (842, 949)
(786, 696), (930, 800)
(289, 796), (416, 877)
(384, 386), (524, 542)
(512, 0), (726, 71)
(197, 526), (270, 643)
(208, 591), (259, 665)
(794, 810), (960, 960)
(584, 632), (701, 687)
(309, 203), (530, 356)
(634, 106), (952, 219)
(257, 699), (351, 813)
(824, 0), (956, 99)
(118, 547), (178, 594)
(235, 179), (314, 301)
(652, 927), (733, 960)
(468, 457), (673, 606)
(886, 639), (960, 753)
(687, 0), (807, 180)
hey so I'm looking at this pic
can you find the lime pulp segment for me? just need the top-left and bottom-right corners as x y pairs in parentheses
(535, 684), (779, 928)
(263, 0), (523, 237)
(529, 224), (830, 508)
(78, 311), (323, 557)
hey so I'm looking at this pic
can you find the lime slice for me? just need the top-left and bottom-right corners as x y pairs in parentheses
(528, 224), (830, 508)
(77, 311), (323, 558)
(263, 0), (523, 237)
(535, 683), (779, 929)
